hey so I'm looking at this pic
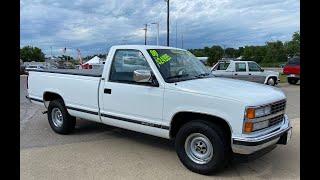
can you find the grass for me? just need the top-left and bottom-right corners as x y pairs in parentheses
(279, 73), (287, 83)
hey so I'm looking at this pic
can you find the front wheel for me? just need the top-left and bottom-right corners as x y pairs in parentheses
(266, 77), (276, 86)
(48, 99), (76, 134)
(288, 78), (299, 85)
(175, 120), (230, 175)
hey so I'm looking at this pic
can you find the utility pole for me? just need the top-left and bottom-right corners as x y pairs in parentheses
(143, 24), (148, 45)
(50, 46), (53, 58)
(165, 0), (170, 46)
(77, 48), (83, 65)
(151, 22), (159, 45)
(175, 22), (178, 47)
(181, 33), (184, 49)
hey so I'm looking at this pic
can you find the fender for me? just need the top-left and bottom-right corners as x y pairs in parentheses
(263, 74), (278, 84)
(169, 109), (234, 133)
(42, 89), (66, 108)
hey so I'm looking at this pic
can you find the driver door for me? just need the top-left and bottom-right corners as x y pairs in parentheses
(248, 62), (266, 83)
(100, 49), (164, 127)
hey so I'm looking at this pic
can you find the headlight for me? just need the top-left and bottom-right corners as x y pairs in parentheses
(244, 105), (272, 133)
(252, 121), (269, 131)
(246, 106), (271, 119)
(244, 120), (270, 133)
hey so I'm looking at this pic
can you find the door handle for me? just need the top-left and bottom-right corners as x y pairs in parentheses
(234, 73), (238, 75)
(249, 73), (252, 75)
(104, 88), (112, 94)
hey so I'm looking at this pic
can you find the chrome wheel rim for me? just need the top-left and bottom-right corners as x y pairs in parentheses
(268, 78), (275, 86)
(51, 108), (63, 127)
(184, 133), (213, 164)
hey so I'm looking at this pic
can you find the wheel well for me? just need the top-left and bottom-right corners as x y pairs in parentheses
(43, 92), (64, 104)
(266, 76), (277, 84)
(268, 76), (277, 81)
(169, 112), (232, 141)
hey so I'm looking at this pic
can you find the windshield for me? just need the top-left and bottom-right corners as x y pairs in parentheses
(147, 49), (213, 82)
(287, 57), (300, 65)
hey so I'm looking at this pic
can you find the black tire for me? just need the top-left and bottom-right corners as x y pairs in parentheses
(266, 77), (276, 86)
(288, 78), (298, 85)
(175, 120), (230, 175)
(47, 99), (76, 134)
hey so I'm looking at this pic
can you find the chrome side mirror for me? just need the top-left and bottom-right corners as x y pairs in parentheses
(133, 70), (152, 83)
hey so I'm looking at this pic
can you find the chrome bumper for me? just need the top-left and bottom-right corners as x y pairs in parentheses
(287, 74), (300, 78)
(232, 115), (292, 154)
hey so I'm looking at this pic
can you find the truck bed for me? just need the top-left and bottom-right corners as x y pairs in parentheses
(28, 68), (103, 77)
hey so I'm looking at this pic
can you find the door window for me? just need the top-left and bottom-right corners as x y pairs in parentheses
(216, 62), (230, 70)
(235, 62), (247, 72)
(248, 62), (261, 72)
(109, 50), (152, 84)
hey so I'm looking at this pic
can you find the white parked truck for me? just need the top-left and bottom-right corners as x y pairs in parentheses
(211, 60), (280, 86)
(26, 45), (292, 174)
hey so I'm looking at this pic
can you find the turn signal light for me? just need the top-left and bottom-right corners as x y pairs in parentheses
(244, 122), (253, 133)
(246, 108), (255, 119)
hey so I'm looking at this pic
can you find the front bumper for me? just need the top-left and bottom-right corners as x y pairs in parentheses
(287, 74), (300, 79)
(231, 115), (292, 154)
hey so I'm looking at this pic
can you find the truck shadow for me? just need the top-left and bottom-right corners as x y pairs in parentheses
(73, 118), (175, 152)
(73, 119), (271, 165)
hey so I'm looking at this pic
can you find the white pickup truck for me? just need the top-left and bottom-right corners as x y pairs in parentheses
(27, 45), (292, 174)
(211, 60), (280, 86)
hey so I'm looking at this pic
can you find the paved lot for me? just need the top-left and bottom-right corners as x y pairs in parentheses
(20, 75), (300, 179)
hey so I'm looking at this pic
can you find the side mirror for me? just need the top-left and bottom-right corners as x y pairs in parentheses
(133, 70), (152, 83)
(133, 70), (159, 86)
(261, 69), (264, 72)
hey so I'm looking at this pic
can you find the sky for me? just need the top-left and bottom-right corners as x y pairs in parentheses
(20, 0), (300, 57)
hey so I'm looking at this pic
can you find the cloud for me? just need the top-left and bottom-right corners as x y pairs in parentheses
(20, 0), (300, 57)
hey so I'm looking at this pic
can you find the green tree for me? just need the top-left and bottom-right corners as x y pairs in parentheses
(225, 48), (237, 58)
(189, 49), (206, 57)
(20, 46), (45, 62)
(285, 31), (300, 57)
(242, 46), (255, 60)
(207, 45), (224, 66)
(263, 41), (287, 63)
(58, 55), (74, 61)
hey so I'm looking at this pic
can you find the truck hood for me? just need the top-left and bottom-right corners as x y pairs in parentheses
(168, 77), (286, 106)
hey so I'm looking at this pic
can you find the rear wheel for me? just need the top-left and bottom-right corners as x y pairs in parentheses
(48, 99), (76, 134)
(175, 120), (230, 175)
(288, 78), (298, 85)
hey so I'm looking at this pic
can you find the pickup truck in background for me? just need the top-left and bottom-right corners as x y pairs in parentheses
(25, 64), (46, 73)
(283, 56), (300, 84)
(26, 45), (292, 174)
(211, 60), (280, 86)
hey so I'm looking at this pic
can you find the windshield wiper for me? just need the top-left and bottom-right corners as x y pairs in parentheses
(166, 74), (190, 80)
(195, 73), (211, 78)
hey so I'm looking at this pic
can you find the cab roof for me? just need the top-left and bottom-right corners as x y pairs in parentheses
(110, 45), (185, 51)
(218, 59), (255, 63)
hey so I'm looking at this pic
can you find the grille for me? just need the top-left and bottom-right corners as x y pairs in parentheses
(271, 99), (286, 114)
(269, 114), (284, 127)
(251, 100), (286, 132)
